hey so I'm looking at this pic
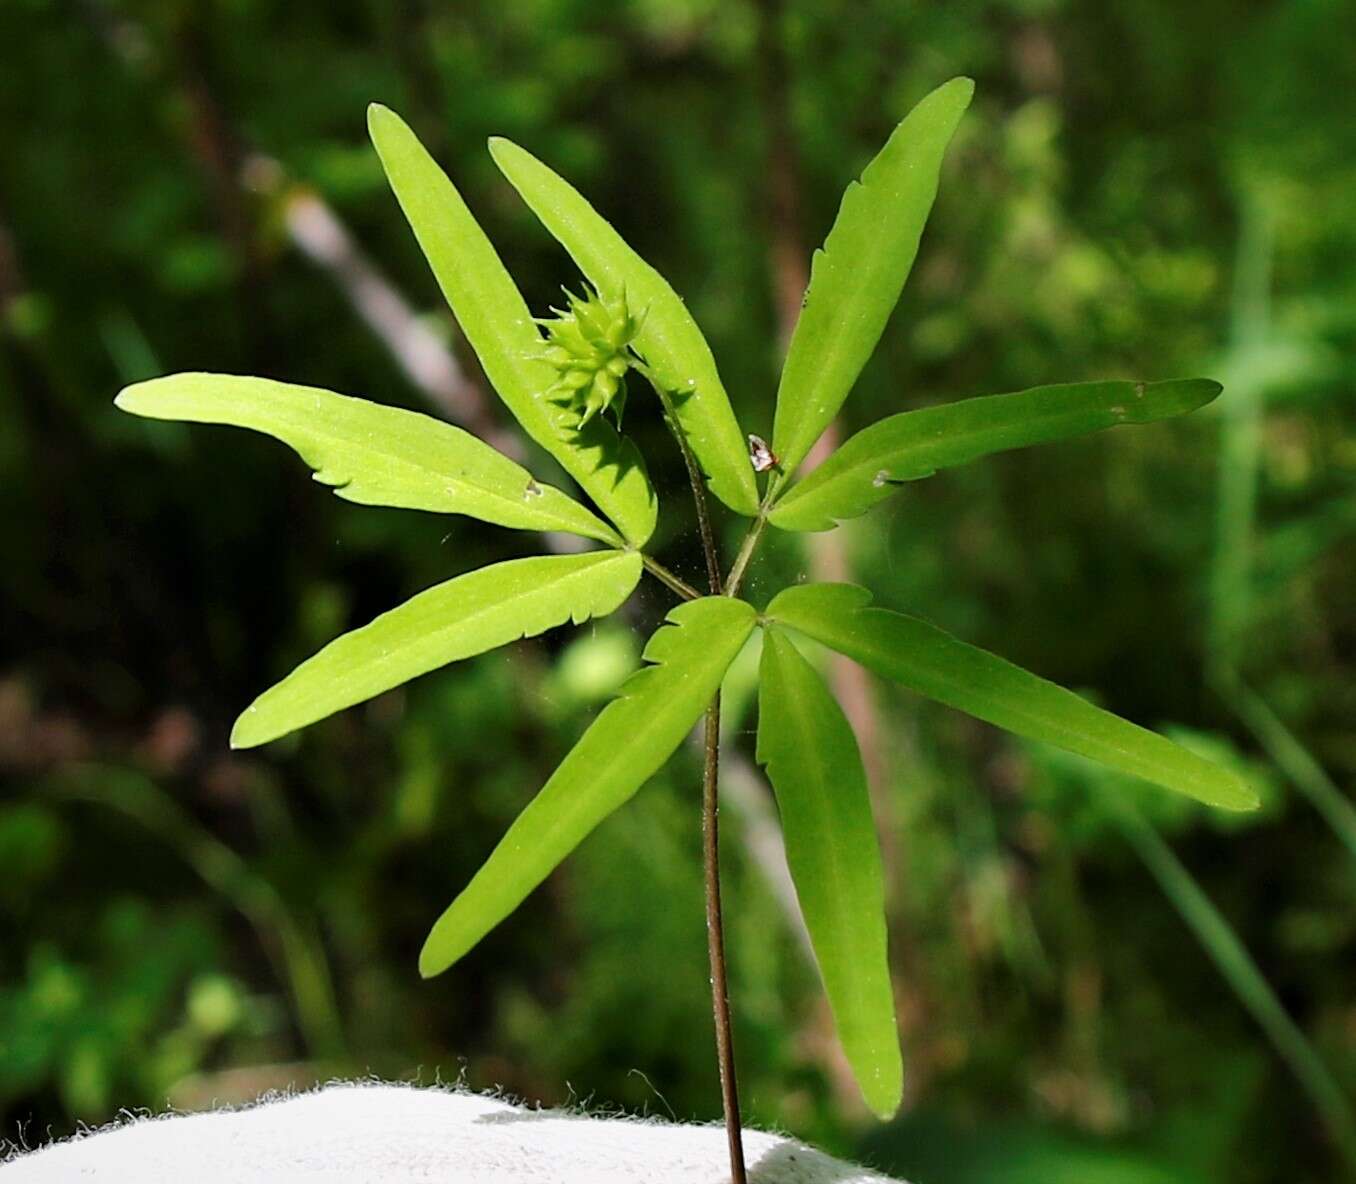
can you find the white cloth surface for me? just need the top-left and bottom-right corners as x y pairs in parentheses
(1, 1083), (904, 1183)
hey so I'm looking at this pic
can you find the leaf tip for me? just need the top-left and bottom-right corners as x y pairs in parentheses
(228, 708), (265, 751)
(417, 937), (448, 980)
(1216, 775), (1262, 813)
(949, 75), (977, 103)
(859, 1054), (904, 1120)
(486, 136), (524, 170)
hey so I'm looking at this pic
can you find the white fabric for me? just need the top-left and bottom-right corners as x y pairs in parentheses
(1, 1083), (905, 1183)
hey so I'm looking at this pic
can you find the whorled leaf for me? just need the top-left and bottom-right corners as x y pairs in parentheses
(771, 378), (1223, 531)
(232, 551), (643, 748)
(756, 628), (902, 1118)
(116, 373), (622, 543)
(368, 104), (657, 546)
(488, 137), (760, 517)
(419, 596), (755, 977)
(771, 77), (973, 481)
(766, 584), (1258, 811)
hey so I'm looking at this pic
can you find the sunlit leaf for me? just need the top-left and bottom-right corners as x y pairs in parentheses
(771, 77), (973, 480)
(232, 551), (642, 748)
(419, 596), (755, 977)
(368, 105), (657, 546)
(756, 628), (901, 1117)
(766, 584), (1258, 811)
(771, 378), (1223, 531)
(116, 373), (622, 543)
(488, 137), (760, 517)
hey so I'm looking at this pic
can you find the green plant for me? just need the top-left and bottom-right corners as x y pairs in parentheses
(115, 78), (1257, 1182)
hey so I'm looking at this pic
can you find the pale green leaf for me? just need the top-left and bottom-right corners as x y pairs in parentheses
(116, 373), (622, 543)
(420, 596), (755, 977)
(771, 78), (973, 479)
(757, 628), (901, 1117)
(766, 584), (1258, 811)
(232, 551), (642, 748)
(488, 137), (760, 517)
(771, 378), (1222, 531)
(368, 104), (656, 546)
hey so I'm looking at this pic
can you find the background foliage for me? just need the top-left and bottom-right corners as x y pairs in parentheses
(3, 1), (1355, 1180)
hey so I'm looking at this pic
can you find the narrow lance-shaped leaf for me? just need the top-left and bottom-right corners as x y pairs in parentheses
(420, 596), (755, 977)
(488, 137), (760, 517)
(771, 77), (973, 481)
(368, 105), (657, 546)
(757, 628), (902, 1118)
(767, 584), (1258, 812)
(771, 378), (1223, 532)
(232, 551), (642, 748)
(116, 374), (622, 544)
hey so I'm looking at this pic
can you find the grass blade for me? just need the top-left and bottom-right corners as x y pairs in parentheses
(1116, 802), (1356, 1170)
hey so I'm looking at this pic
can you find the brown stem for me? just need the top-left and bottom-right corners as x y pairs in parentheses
(647, 373), (723, 595)
(703, 692), (746, 1184)
(647, 367), (746, 1182)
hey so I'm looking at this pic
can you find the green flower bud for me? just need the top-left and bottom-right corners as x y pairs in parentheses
(537, 284), (641, 428)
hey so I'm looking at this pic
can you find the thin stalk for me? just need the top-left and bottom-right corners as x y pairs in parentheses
(645, 372), (723, 594)
(642, 554), (702, 601)
(703, 691), (747, 1184)
(644, 365), (746, 1183)
(725, 508), (770, 599)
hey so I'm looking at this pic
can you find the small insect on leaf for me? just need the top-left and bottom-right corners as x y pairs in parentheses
(747, 434), (779, 474)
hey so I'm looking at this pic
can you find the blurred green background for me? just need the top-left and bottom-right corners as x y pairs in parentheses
(2, 1), (1355, 1180)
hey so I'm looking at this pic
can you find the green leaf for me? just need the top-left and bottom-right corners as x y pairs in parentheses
(756, 628), (901, 1118)
(771, 77), (973, 480)
(420, 596), (755, 977)
(766, 584), (1258, 812)
(771, 378), (1223, 532)
(488, 137), (760, 517)
(116, 373), (623, 543)
(368, 105), (657, 546)
(232, 551), (642, 748)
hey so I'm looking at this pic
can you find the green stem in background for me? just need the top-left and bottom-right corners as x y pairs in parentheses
(50, 765), (346, 1061)
(1215, 671), (1356, 868)
(1115, 802), (1356, 1171)
(644, 366), (746, 1183)
(1206, 184), (1356, 861)
(1209, 187), (1272, 669)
